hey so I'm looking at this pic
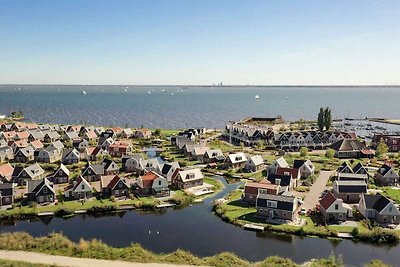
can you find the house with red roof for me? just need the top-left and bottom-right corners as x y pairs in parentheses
(243, 180), (279, 204)
(134, 128), (152, 139)
(108, 141), (133, 157)
(135, 171), (169, 197)
(0, 163), (14, 182)
(318, 192), (348, 222)
(276, 167), (300, 187)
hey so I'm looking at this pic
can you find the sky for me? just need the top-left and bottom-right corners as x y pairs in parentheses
(0, 0), (399, 85)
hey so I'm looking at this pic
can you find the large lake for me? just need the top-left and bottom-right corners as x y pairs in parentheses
(1, 178), (399, 266)
(0, 85), (399, 128)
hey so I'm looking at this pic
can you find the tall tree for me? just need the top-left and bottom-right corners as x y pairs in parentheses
(317, 107), (325, 131)
(324, 107), (332, 131)
(376, 139), (389, 158)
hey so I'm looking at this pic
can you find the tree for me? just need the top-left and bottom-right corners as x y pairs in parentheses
(324, 107), (332, 131)
(240, 142), (245, 150)
(256, 140), (264, 150)
(325, 148), (335, 159)
(154, 128), (161, 136)
(300, 147), (308, 158)
(376, 139), (388, 158)
(317, 107), (325, 131)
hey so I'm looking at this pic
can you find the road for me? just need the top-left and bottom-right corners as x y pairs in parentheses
(302, 170), (334, 211)
(0, 250), (204, 267)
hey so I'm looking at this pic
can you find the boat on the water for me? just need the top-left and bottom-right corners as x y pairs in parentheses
(254, 94), (260, 99)
(82, 90), (87, 95)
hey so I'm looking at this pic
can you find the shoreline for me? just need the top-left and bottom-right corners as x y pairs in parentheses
(0, 232), (391, 267)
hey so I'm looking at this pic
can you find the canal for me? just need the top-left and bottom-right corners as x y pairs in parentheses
(1, 177), (399, 266)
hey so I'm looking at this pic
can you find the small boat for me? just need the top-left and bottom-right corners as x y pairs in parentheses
(170, 92), (174, 96)
(285, 96), (289, 100)
(124, 88), (128, 92)
(147, 90), (151, 94)
(162, 89), (166, 93)
(254, 94), (260, 99)
(82, 90), (87, 95)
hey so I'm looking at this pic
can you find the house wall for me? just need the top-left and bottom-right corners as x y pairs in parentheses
(256, 207), (294, 221)
(335, 192), (362, 203)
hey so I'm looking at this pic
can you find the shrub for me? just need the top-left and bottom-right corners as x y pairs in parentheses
(86, 204), (116, 214)
(54, 207), (75, 217)
(110, 196), (116, 202)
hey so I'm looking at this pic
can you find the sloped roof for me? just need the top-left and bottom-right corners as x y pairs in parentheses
(353, 162), (366, 174)
(377, 164), (393, 176)
(256, 194), (295, 211)
(227, 152), (247, 164)
(331, 139), (365, 151)
(177, 168), (204, 182)
(248, 155), (264, 166)
(0, 163), (13, 177)
(267, 173), (292, 186)
(319, 192), (337, 210)
(275, 157), (289, 168)
(363, 194), (391, 212)
(244, 181), (278, 195)
(334, 180), (367, 193)
(293, 159), (306, 169)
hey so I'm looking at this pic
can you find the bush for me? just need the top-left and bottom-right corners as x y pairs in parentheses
(110, 196), (116, 202)
(300, 147), (308, 158)
(86, 204), (116, 214)
(54, 207), (75, 217)
(325, 149), (335, 159)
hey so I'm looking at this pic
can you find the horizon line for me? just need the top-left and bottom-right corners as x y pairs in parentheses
(0, 83), (399, 87)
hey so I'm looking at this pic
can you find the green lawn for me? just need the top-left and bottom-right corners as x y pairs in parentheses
(381, 187), (400, 203)
(208, 139), (234, 153)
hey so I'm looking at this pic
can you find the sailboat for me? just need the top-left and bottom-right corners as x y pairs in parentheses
(254, 94), (260, 99)
(170, 92), (174, 96)
(124, 88), (128, 92)
(82, 90), (87, 95)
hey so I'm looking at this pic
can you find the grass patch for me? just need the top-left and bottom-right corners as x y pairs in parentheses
(0, 232), (385, 267)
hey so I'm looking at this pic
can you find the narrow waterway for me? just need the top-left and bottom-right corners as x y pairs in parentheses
(0, 177), (399, 266)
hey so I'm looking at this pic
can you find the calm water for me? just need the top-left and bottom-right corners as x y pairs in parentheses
(0, 85), (399, 128)
(1, 178), (399, 266)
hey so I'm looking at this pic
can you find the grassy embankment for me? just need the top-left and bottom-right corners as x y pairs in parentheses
(213, 189), (400, 244)
(0, 232), (391, 267)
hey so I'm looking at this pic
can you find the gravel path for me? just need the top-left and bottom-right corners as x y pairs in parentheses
(0, 250), (204, 267)
(302, 170), (334, 211)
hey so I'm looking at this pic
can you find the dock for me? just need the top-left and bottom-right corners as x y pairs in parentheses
(74, 210), (87, 214)
(243, 223), (265, 232)
(337, 232), (353, 239)
(156, 203), (176, 208)
(37, 212), (54, 217)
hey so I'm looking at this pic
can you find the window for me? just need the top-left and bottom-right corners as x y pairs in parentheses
(267, 201), (277, 208)
(389, 206), (393, 212)
(119, 182), (123, 188)
(158, 181), (162, 186)
(43, 187), (47, 193)
(82, 184), (85, 190)
(335, 204), (338, 210)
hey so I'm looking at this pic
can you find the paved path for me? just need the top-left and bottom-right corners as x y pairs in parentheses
(302, 170), (334, 211)
(0, 250), (204, 267)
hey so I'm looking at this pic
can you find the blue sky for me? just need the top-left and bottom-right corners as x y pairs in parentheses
(0, 0), (399, 85)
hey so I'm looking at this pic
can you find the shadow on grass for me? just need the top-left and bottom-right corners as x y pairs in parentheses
(237, 212), (266, 224)
(227, 199), (251, 208)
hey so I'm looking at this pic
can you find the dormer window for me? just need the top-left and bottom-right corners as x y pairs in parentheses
(187, 173), (195, 179)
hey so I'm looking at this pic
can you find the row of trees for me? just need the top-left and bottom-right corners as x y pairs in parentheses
(317, 107), (332, 131)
